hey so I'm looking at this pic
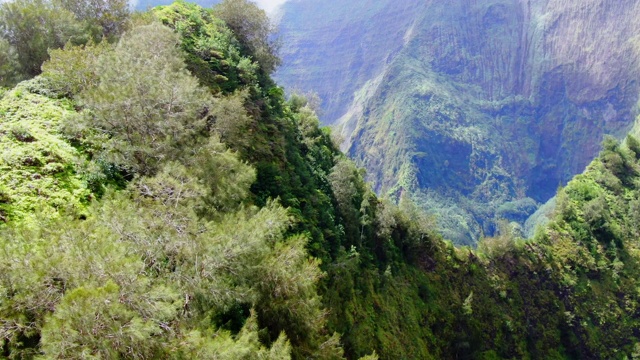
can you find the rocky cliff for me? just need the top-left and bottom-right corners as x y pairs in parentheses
(276, 0), (640, 244)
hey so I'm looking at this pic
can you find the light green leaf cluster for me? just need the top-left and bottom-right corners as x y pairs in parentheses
(79, 23), (212, 175)
(176, 313), (292, 360)
(42, 40), (113, 97)
(40, 281), (172, 359)
(329, 158), (367, 221)
(0, 165), (312, 357)
(0, 201), (178, 357)
(0, 85), (89, 224)
(209, 89), (254, 148)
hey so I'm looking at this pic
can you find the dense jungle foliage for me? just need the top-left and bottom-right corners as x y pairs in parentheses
(2, 0), (640, 359)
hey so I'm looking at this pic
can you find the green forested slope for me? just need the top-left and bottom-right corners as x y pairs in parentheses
(329, 135), (640, 359)
(0, 2), (352, 358)
(2, 1), (640, 359)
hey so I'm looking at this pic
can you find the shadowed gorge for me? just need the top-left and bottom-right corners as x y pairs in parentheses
(276, 0), (640, 244)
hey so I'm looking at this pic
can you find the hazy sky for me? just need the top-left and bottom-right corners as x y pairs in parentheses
(253, 0), (288, 14)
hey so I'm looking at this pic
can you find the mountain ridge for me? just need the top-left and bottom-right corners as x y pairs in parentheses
(5, 1), (640, 358)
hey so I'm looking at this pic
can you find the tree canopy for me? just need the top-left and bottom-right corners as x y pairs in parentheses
(214, 0), (281, 74)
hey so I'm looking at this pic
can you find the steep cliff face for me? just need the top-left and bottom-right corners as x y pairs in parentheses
(276, 0), (426, 123)
(276, 0), (640, 244)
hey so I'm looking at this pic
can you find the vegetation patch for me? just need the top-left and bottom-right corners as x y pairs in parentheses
(0, 82), (89, 224)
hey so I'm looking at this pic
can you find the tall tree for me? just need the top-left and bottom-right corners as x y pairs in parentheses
(0, 0), (85, 78)
(0, 37), (20, 87)
(56, 0), (130, 40)
(214, 0), (281, 74)
(41, 40), (114, 97)
(80, 22), (212, 175)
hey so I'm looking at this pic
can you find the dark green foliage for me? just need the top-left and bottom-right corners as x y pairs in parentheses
(153, 1), (257, 94)
(599, 135), (639, 189)
(0, 0), (86, 79)
(496, 198), (539, 224)
(56, 0), (129, 39)
(627, 134), (640, 160)
(152, 2), (345, 266)
(0, 38), (20, 87)
(214, 0), (281, 75)
(326, 135), (640, 359)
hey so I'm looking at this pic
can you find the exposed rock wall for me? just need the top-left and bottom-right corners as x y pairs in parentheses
(276, 0), (640, 244)
(276, 0), (426, 123)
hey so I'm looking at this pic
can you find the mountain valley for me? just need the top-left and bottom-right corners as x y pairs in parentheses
(276, 0), (640, 244)
(3, 0), (640, 358)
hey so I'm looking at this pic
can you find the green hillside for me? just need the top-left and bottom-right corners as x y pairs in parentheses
(2, 1), (640, 359)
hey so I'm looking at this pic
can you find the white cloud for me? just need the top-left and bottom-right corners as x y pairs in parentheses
(253, 0), (288, 14)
